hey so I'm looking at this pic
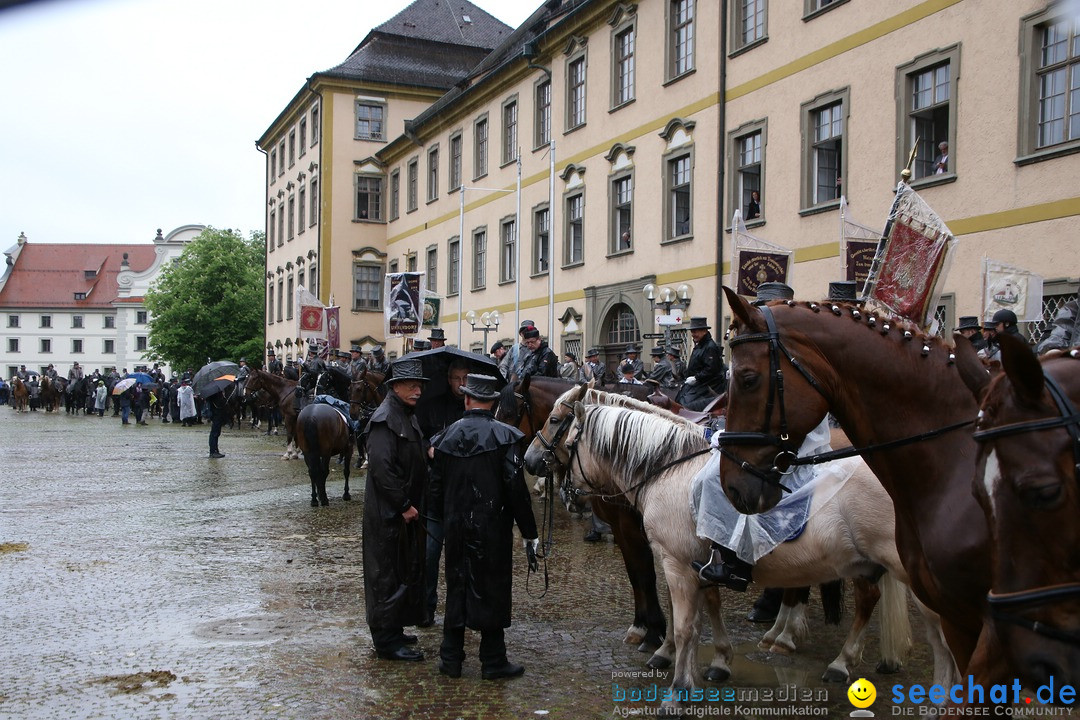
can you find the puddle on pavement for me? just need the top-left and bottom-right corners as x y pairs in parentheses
(193, 615), (304, 643)
(88, 669), (177, 695)
(0, 542), (29, 554)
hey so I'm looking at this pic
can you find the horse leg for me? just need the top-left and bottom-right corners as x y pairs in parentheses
(700, 586), (733, 683)
(658, 553), (704, 711)
(820, 575), (894, 683)
(598, 500), (666, 651)
(318, 455), (330, 506)
(912, 595), (961, 687)
(645, 588), (675, 670)
(761, 587), (810, 653)
(341, 441), (352, 501)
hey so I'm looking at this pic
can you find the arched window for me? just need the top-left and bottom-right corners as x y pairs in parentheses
(604, 303), (640, 346)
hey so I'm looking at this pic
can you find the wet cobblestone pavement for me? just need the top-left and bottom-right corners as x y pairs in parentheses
(0, 410), (942, 719)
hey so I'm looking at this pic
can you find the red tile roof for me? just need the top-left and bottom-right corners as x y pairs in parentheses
(0, 243), (158, 309)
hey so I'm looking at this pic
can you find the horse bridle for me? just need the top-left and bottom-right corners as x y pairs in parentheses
(975, 367), (1080, 645)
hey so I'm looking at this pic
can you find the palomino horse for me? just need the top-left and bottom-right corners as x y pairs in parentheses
(10, 377), (29, 413)
(498, 375), (668, 652)
(525, 389), (955, 702)
(295, 403), (355, 506)
(717, 287), (1007, 683)
(245, 368), (300, 459)
(971, 333), (1080, 688)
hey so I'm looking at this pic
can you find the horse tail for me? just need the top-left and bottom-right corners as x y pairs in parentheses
(819, 579), (845, 625)
(877, 571), (913, 670)
(300, 410), (320, 458)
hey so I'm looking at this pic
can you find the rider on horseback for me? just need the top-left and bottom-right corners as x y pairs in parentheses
(296, 343), (326, 413)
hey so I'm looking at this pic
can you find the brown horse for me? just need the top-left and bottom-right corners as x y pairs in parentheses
(295, 402), (355, 506)
(10, 377), (29, 413)
(349, 369), (384, 469)
(39, 377), (63, 412)
(972, 334), (1080, 688)
(717, 286), (1008, 683)
(245, 368), (300, 459)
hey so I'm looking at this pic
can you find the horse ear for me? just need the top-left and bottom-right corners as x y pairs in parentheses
(519, 374), (531, 393)
(953, 334), (992, 402)
(998, 332), (1044, 408)
(723, 286), (766, 334)
(573, 400), (586, 421)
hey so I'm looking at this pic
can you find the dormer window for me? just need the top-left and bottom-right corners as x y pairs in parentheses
(84, 270), (97, 280)
(74, 292), (87, 301)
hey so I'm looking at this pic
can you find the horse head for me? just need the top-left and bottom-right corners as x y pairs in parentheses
(972, 333), (1080, 687)
(522, 382), (587, 477)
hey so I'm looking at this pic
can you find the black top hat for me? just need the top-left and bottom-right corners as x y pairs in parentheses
(388, 358), (429, 384)
(351, 345), (362, 353)
(619, 362), (635, 374)
(412, 339), (431, 351)
(954, 316), (981, 332)
(267, 349), (276, 356)
(372, 345), (385, 356)
(753, 282), (795, 305)
(521, 327), (540, 340)
(306, 345), (318, 355)
(462, 373), (500, 401)
(665, 345), (681, 356)
(688, 317), (711, 331)
(490, 341), (505, 353)
(827, 281), (859, 302)
(992, 308), (1018, 327)
(564, 351), (577, 362)
(649, 346), (665, 356)
(584, 347), (599, 357)
(239, 357), (247, 363)
(982, 320), (997, 331)
(625, 344), (639, 354)
(428, 328), (446, 341)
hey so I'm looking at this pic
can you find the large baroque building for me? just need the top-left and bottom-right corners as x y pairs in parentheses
(259, 0), (1080, 367)
(0, 226), (204, 380)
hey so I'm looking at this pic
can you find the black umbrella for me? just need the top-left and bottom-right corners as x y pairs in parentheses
(192, 361), (240, 397)
(388, 346), (505, 401)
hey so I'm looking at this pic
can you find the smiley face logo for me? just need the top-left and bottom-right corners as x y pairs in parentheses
(848, 678), (876, 708)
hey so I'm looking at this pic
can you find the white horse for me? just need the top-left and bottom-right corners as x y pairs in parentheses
(524, 388), (957, 708)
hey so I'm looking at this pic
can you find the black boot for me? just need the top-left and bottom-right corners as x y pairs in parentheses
(746, 587), (784, 623)
(692, 544), (753, 591)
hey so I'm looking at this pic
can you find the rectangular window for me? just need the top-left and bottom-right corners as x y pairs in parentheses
(136, 310), (147, 324)
(449, 134), (462, 191)
(353, 264), (383, 310)
(738, 131), (762, 220)
(7, 314), (17, 328)
(72, 338), (83, 354)
(278, 204), (285, 245)
(473, 228), (487, 290)
(427, 146), (439, 202)
(311, 106), (319, 145)
(406, 254), (417, 273)
(104, 315), (115, 329)
(288, 130), (296, 167)
(390, 170), (400, 221)
(288, 197), (295, 239)
(533, 206), (549, 275)
(611, 175), (633, 252)
(426, 248), (438, 293)
(474, 116), (489, 178)
(566, 193), (584, 265)
(448, 237), (460, 295)
(356, 102), (385, 141)
(801, 89), (848, 210)
(40, 315), (51, 328)
(670, 0), (695, 78)
(286, 276), (294, 320)
(297, 269), (305, 291)
(668, 153), (693, 238)
(298, 187), (306, 231)
(407, 159), (419, 212)
(278, 141), (285, 175)
(614, 26), (635, 106)
(736, 0), (765, 49)
(535, 81), (551, 147)
(309, 179), (318, 225)
(356, 176), (383, 221)
(277, 279), (284, 322)
(310, 264), (317, 296)
(72, 315), (83, 329)
(502, 99), (518, 164)
(7, 338), (17, 353)
(567, 57), (586, 129)
(299, 118), (307, 156)
(103, 339), (115, 354)
(270, 151), (277, 181)
(135, 336), (147, 352)
(1038, 19), (1079, 150)
(500, 219), (516, 283)
(268, 283), (275, 323)
(40, 338), (51, 353)
(269, 210), (276, 248)
(899, 51), (956, 181)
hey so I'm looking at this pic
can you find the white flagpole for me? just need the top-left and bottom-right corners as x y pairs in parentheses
(515, 155), (522, 333)
(547, 140), (555, 340)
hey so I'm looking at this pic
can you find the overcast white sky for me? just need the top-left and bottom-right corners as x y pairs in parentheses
(0, 0), (536, 248)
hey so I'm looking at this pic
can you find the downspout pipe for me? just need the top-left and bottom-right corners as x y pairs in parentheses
(716, 0), (729, 331)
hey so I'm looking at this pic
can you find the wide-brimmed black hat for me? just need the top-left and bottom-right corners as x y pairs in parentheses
(462, 373), (500, 401)
(688, 317), (711, 331)
(625, 344), (639, 354)
(585, 347), (599, 357)
(387, 358), (429, 384)
(665, 345), (681, 356)
(954, 316), (981, 332)
(412, 339), (432, 351)
(428, 328), (446, 341)
(827, 281), (859, 302)
(372, 345), (385, 356)
(983, 320), (997, 331)
(490, 341), (505, 353)
(267, 349), (276, 356)
(649, 346), (665, 357)
(351, 345), (362, 353)
(753, 282), (794, 306)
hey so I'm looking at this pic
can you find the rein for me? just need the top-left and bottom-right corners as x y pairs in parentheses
(718, 305), (974, 490)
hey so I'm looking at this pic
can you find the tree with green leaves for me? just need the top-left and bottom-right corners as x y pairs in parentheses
(144, 227), (266, 372)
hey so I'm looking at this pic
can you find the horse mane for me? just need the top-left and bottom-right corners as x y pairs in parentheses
(577, 402), (710, 492)
(577, 387), (702, 431)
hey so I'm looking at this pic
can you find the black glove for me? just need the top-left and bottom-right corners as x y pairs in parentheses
(524, 538), (539, 572)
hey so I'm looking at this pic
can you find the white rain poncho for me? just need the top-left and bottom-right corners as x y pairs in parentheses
(691, 417), (861, 564)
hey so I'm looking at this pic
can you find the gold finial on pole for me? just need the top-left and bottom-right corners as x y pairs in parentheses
(901, 138), (920, 183)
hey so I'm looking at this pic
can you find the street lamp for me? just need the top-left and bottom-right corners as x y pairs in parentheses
(643, 283), (693, 347)
(465, 309), (501, 351)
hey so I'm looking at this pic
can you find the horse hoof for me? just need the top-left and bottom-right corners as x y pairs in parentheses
(768, 642), (795, 656)
(876, 660), (903, 674)
(637, 640), (661, 654)
(704, 666), (730, 684)
(342, 493), (351, 501)
(320, 500), (329, 507)
(310, 499), (319, 507)
(821, 666), (849, 684)
(646, 654), (671, 670)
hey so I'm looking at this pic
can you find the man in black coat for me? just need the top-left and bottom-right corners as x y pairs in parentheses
(266, 349), (284, 376)
(675, 316), (727, 411)
(428, 374), (539, 680)
(517, 326), (559, 379)
(362, 358), (430, 662)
